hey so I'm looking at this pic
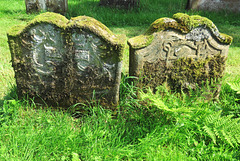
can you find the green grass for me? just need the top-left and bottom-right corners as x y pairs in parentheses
(1, 0), (240, 160)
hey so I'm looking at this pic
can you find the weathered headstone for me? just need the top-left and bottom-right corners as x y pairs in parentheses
(7, 12), (125, 107)
(128, 13), (232, 98)
(186, 0), (240, 12)
(25, 0), (68, 15)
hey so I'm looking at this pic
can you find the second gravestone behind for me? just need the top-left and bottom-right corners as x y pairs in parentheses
(25, 0), (68, 15)
(8, 12), (125, 106)
(128, 13), (232, 99)
(186, 0), (240, 13)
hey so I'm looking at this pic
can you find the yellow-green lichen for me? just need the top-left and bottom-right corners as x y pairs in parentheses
(7, 12), (126, 61)
(127, 35), (154, 49)
(67, 16), (126, 61)
(8, 12), (68, 37)
(173, 13), (215, 31)
(140, 54), (225, 98)
(128, 13), (233, 49)
(68, 16), (125, 46)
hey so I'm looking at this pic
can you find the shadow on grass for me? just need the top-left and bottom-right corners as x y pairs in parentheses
(0, 85), (18, 107)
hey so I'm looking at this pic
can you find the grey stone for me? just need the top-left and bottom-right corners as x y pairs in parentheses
(186, 0), (240, 12)
(7, 12), (125, 107)
(25, 0), (68, 15)
(128, 13), (232, 99)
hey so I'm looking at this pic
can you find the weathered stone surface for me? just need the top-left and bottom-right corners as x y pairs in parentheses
(128, 13), (232, 98)
(7, 12), (125, 107)
(25, 0), (68, 15)
(186, 0), (240, 12)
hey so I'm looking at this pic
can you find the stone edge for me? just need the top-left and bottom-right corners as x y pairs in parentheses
(7, 12), (126, 61)
(67, 16), (126, 61)
(128, 13), (233, 49)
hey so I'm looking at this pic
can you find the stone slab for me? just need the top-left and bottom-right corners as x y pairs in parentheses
(128, 13), (232, 98)
(25, 0), (68, 15)
(186, 0), (240, 12)
(7, 12), (125, 107)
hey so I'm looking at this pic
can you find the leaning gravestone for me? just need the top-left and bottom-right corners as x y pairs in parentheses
(186, 0), (240, 12)
(7, 12), (125, 107)
(128, 13), (232, 98)
(25, 0), (68, 15)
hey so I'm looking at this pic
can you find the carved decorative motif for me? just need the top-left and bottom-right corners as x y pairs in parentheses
(139, 28), (227, 68)
(71, 30), (116, 81)
(27, 24), (65, 75)
(128, 13), (232, 99)
(7, 12), (125, 106)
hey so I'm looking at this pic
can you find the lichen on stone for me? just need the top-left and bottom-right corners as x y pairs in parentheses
(7, 12), (126, 107)
(8, 12), (68, 37)
(140, 54), (225, 99)
(128, 13), (233, 49)
(67, 16), (126, 61)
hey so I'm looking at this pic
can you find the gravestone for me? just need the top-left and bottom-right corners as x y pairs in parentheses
(186, 0), (240, 12)
(7, 12), (125, 107)
(128, 13), (232, 98)
(25, 0), (68, 15)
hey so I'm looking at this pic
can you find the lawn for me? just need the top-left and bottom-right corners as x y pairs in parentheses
(1, 0), (240, 160)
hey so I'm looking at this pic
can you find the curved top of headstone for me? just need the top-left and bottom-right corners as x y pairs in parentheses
(128, 13), (233, 49)
(67, 16), (126, 48)
(7, 12), (126, 60)
(8, 12), (69, 37)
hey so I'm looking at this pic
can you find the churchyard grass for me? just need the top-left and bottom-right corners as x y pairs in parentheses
(1, 0), (240, 160)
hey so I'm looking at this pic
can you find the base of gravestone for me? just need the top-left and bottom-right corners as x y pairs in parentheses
(139, 55), (225, 100)
(99, 0), (139, 9)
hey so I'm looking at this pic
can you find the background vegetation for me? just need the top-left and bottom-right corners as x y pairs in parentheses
(0, 0), (240, 160)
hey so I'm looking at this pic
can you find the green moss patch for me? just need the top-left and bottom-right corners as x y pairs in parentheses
(128, 13), (233, 49)
(140, 54), (226, 98)
(67, 16), (126, 60)
(7, 12), (126, 107)
(8, 12), (68, 37)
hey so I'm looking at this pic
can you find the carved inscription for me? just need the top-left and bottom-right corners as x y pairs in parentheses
(141, 28), (226, 67)
(8, 13), (125, 106)
(25, 24), (66, 75)
(128, 14), (232, 100)
(72, 30), (116, 81)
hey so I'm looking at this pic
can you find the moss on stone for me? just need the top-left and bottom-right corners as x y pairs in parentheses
(8, 12), (126, 61)
(7, 12), (125, 107)
(127, 35), (154, 49)
(30, 12), (68, 28)
(140, 54), (225, 98)
(128, 13), (233, 49)
(8, 12), (68, 37)
(68, 16), (114, 38)
(7, 25), (26, 38)
(67, 16), (126, 61)
(7, 12), (69, 65)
